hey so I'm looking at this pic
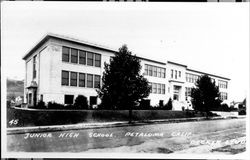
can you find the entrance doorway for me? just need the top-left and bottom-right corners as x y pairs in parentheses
(173, 85), (181, 101)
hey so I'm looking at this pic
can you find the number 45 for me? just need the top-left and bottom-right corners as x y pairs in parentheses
(9, 119), (19, 125)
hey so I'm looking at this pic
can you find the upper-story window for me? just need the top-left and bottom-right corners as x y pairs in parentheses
(175, 70), (177, 79)
(62, 70), (69, 86)
(79, 50), (86, 65)
(144, 64), (165, 78)
(62, 46), (70, 62)
(33, 55), (37, 79)
(94, 75), (101, 88)
(87, 74), (94, 88)
(179, 71), (181, 78)
(218, 80), (228, 89)
(79, 73), (86, 87)
(171, 69), (173, 78)
(220, 92), (228, 100)
(87, 52), (94, 66)
(70, 48), (78, 63)
(70, 72), (77, 86)
(186, 73), (200, 83)
(62, 46), (101, 68)
(95, 54), (101, 67)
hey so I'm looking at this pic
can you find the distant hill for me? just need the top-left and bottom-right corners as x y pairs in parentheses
(7, 79), (24, 101)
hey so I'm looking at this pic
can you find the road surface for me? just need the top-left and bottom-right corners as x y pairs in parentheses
(7, 118), (246, 154)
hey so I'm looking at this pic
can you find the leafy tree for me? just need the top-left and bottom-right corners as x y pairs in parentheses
(191, 75), (221, 117)
(97, 45), (151, 123)
(74, 95), (88, 109)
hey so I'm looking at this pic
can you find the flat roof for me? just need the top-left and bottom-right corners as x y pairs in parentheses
(167, 61), (187, 68)
(186, 68), (230, 81)
(23, 33), (229, 80)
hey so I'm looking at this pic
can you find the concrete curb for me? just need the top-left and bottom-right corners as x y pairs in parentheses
(7, 116), (244, 135)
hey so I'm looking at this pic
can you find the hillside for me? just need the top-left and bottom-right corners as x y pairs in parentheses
(7, 79), (24, 101)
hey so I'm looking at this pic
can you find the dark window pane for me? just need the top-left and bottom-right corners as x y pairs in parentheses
(94, 75), (101, 88)
(33, 55), (37, 79)
(95, 54), (101, 67)
(79, 50), (86, 65)
(62, 46), (70, 62)
(70, 72), (77, 86)
(79, 73), (85, 87)
(87, 74), (93, 88)
(90, 96), (97, 106)
(71, 48), (78, 63)
(87, 52), (94, 66)
(65, 95), (74, 105)
(62, 70), (69, 85)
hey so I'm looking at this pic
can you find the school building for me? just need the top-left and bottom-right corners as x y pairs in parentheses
(23, 33), (230, 110)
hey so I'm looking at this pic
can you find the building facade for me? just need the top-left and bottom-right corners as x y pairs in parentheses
(23, 33), (230, 110)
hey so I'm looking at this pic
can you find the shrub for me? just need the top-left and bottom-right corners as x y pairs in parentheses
(185, 109), (195, 117)
(164, 98), (173, 110)
(239, 109), (246, 115)
(47, 102), (64, 109)
(74, 95), (88, 109)
(37, 100), (46, 109)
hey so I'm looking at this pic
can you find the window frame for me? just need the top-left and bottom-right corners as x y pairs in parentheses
(70, 72), (77, 86)
(62, 46), (70, 62)
(61, 70), (69, 86)
(79, 73), (86, 87)
(87, 74), (94, 88)
(87, 52), (94, 66)
(70, 48), (78, 64)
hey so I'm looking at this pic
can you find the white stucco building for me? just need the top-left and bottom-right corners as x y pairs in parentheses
(23, 33), (230, 110)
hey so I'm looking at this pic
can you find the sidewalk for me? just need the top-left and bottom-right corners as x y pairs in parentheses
(7, 116), (245, 135)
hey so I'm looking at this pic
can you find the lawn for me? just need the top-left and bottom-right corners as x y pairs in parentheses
(7, 107), (203, 128)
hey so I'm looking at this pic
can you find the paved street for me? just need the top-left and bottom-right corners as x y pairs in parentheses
(7, 118), (246, 154)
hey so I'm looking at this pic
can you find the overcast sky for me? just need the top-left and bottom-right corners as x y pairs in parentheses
(2, 2), (249, 101)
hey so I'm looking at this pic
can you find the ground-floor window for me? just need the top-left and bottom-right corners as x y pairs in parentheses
(90, 96), (97, 106)
(65, 95), (74, 104)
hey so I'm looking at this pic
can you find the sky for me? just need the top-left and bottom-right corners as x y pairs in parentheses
(1, 2), (249, 102)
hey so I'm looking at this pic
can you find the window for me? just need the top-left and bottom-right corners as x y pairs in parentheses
(161, 84), (165, 94)
(157, 67), (161, 78)
(94, 54), (101, 67)
(87, 74), (93, 88)
(62, 70), (69, 85)
(171, 69), (173, 78)
(153, 66), (157, 77)
(90, 96), (97, 106)
(144, 64), (148, 75)
(79, 50), (86, 65)
(175, 70), (177, 79)
(33, 55), (37, 79)
(62, 46), (70, 62)
(148, 82), (152, 93)
(79, 73), (85, 87)
(94, 75), (101, 88)
(64, 95), (74, 104)
(70, 72), (77, 86)
(28, 93), (32, 104)
(148, 65), (153, 76)
(87, 52), (94, 66)
(71, 48), (78, 63)
(152, 83), (157, 93)
(157, 83), (161, 94)
(220, 92), (228, 101)
(161, 68), (166, 78)
(218, 80), (228, 89)
(179, 71), (181, 78)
